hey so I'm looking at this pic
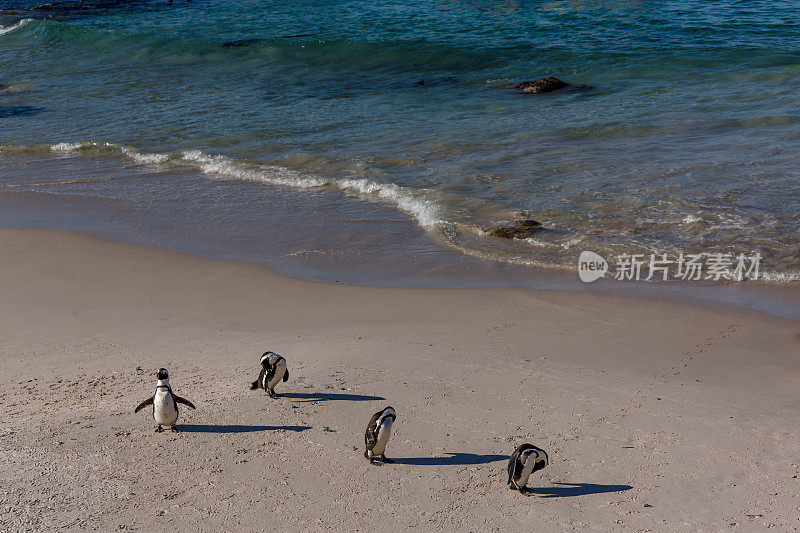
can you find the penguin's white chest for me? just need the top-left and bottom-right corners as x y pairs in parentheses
(372, 420), (393, 456)
(153, 391), (178, 426)
(517, 457), (537, 487)
(266, 360), (287, 389)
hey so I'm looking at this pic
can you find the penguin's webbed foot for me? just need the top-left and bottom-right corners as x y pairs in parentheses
(171, 426), (180, 433)
(380, 455), (394, 464)
(155, 426), (164, 433)
(268, 390), (280, 399)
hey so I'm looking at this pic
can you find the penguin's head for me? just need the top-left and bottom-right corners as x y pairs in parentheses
(260, 351), (274, 366)
(383, 406), (396, 419)
(527, 447), (548, 473)
(157, 368), (169, 380)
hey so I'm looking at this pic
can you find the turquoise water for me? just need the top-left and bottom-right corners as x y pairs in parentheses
(1, 0), (799, 281)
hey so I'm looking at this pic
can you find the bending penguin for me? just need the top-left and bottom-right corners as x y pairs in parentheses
(134, 368), (196, 432)
(364, 406), (396, 464)
(249, 351), (289, 398)
(507, 443), (549, 493)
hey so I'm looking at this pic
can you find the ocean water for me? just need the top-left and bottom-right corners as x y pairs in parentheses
(1, 0), (799, 285)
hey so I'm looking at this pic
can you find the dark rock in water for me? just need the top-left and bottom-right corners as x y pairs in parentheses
(489, 227), (523, 239)
(414, 79), (425, 86)
(488, 219), (543, 239)
(501, 77), (569, 94)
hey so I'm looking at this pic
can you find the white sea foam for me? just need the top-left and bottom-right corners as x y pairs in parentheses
(337, 178), (442, 228)
(51, 142), (87, 152)
(520, 237), (557, 248)
(0, 19), (32, 36)
(708, 213), (747, 230)
(683, 214), (703, 224)
(180, 150), (443, 228)
(181, 150), (328, 188)
(43, 143), (445, 231)
(120, 146), (169, 164)
(759, 270), (800, 282)
(560, 236), (585, 248)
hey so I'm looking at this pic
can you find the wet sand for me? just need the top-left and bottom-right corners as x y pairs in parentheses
(1, 229), (798, 531)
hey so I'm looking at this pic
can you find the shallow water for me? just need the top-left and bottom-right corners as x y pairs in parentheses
(1, 0), (799, 284)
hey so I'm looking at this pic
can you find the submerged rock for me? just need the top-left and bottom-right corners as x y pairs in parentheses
(488, 219), (543, 239)
(501, 77), (569, 94)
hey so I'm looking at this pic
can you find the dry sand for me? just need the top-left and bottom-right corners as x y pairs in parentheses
(1, 229), (798, 531)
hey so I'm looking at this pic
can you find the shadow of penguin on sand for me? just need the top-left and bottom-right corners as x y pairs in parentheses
(392, 452), (508, 466)
(529, 482), (633, 498)
(178, 424), (311, 434)
(282, 392), (385, 403)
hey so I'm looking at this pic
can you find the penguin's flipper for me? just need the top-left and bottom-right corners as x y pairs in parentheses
(134, 397), (154, 413)
(282, 368), (289, 382)
(507, 456), (517, 487)
(365, 427), (378, 451)
(252, 367), (266, 390)
(174, 395), (196, 409)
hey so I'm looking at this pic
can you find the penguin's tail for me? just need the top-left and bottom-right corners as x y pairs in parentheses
(249, 380), (259, 390)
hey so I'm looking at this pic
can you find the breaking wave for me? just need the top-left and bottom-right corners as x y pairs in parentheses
(0, 18), (33, 35)
(47, 141), (445, 231)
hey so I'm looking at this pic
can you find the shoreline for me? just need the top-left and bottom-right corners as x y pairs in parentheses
(0, 210), (797, 321)
(1, 150), (798, 322)
(2, 228), (799, 530)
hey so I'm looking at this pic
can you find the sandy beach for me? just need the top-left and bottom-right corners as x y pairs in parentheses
(1, 228), (798, 531)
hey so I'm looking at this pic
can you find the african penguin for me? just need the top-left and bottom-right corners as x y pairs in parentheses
(507, 443), (548, 493)
(249, 351), (289, 398)
(134, 368), (196, 432)
(364, 406), (396, 464)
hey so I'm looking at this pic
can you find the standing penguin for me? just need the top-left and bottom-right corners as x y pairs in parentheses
(249, 351), (289, 398)
(134, 368), (196, 432)
(364, 406), (396, 464)
(507, 443), (549, 493)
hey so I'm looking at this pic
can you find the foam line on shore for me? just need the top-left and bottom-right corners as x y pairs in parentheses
(47, 141), (447, 232)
